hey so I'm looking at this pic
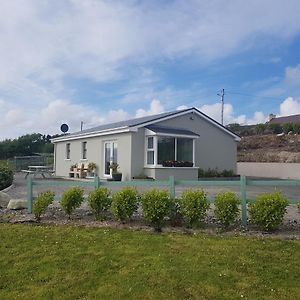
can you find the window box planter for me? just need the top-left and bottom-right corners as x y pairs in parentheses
(162, 161), (194, 167)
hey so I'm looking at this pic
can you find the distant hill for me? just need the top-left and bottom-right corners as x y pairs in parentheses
(238, 134), (300, 163)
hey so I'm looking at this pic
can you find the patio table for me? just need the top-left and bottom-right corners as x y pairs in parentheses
(22, 165), (54, 179)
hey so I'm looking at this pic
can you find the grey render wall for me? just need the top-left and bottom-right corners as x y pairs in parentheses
(154, 112), (238, 172)
(130, 128), (145, 177)
(54, 132), (132, 180)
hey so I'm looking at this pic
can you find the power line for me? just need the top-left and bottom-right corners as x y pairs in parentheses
(226, 91), (286, 102)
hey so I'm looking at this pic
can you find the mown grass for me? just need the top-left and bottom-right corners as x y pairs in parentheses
(0, 224), (299, 300)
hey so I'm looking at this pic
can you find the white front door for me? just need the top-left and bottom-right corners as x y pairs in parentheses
(104, 141), (117, 176)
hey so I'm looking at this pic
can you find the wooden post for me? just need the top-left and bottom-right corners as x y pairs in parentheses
(169, 176), (175, 199)
(240, 175), (247, 226)
(94, 176), (100, 189)
(27, 177), (33, 213)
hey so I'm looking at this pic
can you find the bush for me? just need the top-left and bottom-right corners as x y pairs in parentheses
(88, 188), (111, 219)
(61, 187), (84, 218)
(141, 189), (172, 231)
(180, 189), (209, 227)
(33, 191), (55, 221)
(249, 192), (288, 231)
(0, 165), (13, 190)
(297, 202), (300, 214)
(111, 187), (139, 222)
(214, 192), (240, 228)
(283, 123), (294, 134)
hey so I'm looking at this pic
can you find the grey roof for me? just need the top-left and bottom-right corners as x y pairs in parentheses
(146, 125), (200, 137)
(52, 107), (240, 142)
(269, 114), (300, 124)
(70, 108), (191, 136)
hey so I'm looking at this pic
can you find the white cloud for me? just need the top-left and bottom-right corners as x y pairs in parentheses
(199, 102), (267, 125)
(176, 105), (188, 110)
(279, 97), (300, 116)
(135, 99), (164, 118)
(285, 65), (300, 85)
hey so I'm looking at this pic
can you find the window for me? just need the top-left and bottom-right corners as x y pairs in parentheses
(146, 136), (194, 166)
(82, 142), (87, 159)
(66, 143), (70, 159)
(104, 141), (117, 175)
(157, 137), (175, 164)
(177, 138), (193, 161)
(146, 137), (154, 165)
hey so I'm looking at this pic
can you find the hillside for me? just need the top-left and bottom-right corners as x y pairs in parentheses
(237, 134), (300, 163)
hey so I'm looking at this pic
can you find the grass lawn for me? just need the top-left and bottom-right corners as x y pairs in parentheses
(0, 224), (299, 300)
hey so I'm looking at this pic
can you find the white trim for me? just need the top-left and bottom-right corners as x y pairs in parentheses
(144, 166), (199, 169)
(51, 127), (132, 143)
(103, 140), (118, 177)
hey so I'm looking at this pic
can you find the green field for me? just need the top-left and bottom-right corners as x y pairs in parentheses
(0, 224), (299, 299)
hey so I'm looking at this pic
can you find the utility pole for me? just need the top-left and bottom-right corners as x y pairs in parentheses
(217, 89), (225, 125)
(80, 121), (84, 131)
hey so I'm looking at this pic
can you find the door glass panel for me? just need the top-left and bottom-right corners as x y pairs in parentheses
(113, 142), (118, 164)
(104, 143), (111, 175)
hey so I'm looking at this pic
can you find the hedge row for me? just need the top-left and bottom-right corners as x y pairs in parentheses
(32, 188), (299, 232)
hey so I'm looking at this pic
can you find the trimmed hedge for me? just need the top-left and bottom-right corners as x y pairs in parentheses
(0, 165), (13, 190)
(249, 192), (288, 231)
(33, 191), (55, 221)
(61, 187), (84, 218)
(88, 188), (111, 220)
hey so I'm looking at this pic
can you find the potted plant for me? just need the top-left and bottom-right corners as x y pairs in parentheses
(87, 162), (97, 177)
(109, 162), (122, 181)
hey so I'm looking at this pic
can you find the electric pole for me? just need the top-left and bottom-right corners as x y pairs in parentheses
(217, 89), (225, 125)
(80, 121), (84, 131)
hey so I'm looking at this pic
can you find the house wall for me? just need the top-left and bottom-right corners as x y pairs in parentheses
(54, 132), (132, 180)
(130, 128), (145, 177)
(144, 167), (198, 180)
(154, 112), (238, 172)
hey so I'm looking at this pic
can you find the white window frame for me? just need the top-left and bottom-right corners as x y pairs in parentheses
(145, 134), (196, 167)
(103, 141), (118, 177)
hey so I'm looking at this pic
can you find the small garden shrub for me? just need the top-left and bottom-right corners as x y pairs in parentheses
(141, 189), (172, 231)
(180, 189), (209, 227)
(33, 191), (55, 221)
(88, 188), (111, 219)
(297, 202), (300, 214)
(214, 192), (240, 228)
(61, 187), (84, 218)
(111, 187), (139, 222)
(249, 192), (288, 231)
(0, 165), (13, 190)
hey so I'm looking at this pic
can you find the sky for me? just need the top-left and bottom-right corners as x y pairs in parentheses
(1, 0), (300, 140)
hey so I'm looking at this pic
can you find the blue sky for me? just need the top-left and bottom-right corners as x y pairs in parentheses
(1, 0), (300, 140)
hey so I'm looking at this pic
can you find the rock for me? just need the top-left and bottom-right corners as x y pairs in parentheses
(0, 191), (10, 208)
(7, 199), (28, 210)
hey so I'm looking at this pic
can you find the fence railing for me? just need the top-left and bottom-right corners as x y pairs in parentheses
(27, 176), (300, 226)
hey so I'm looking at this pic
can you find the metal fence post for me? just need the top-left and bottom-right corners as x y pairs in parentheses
(94, 176), (100, 189)
(27, 177), (33, 213)
(240, 175), (247, 226)
(169, 176), (175, 199)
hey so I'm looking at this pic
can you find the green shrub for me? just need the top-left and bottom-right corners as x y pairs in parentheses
(221, 169), (235, 177)
(180, 189), (209, 227)
(61, 187), (84, 218)
(141, 189), (172, 231)
(0, 165), (13, 190)
(111, 187), (139, 222)
(283, 123), (294, 134)
(297, 202), (300, 214)
(88, 188), (111, 219)
(33, 191), (55, 221)
(214, 192), (240, 228)
(249, 192), (288, 231)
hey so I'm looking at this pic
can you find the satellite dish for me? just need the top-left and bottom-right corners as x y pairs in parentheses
(60, 123), (69, 133)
